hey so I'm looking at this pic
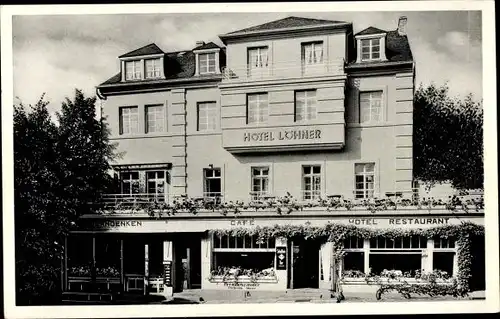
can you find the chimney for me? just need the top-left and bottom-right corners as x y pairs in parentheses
(398, 16), (407, 36)
(196, 40), (205, 48)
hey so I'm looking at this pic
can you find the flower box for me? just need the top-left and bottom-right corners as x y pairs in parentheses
(341, 277), (367, 283)
(208, 275), (278, 284)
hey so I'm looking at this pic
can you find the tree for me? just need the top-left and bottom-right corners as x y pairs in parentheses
(413, 83), (483, 190)
(56, 89), (117, 215)
(14, 96), (66, 305)
(14, 90), (117, 305)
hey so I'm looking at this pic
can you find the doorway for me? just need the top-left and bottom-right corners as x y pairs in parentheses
(290, 239), (320, 289)
(174, 233), (202, 292)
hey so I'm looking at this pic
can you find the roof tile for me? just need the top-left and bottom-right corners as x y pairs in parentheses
(226, 16), (348, 35)
(355, 26), (387, 36)
(193, 42), (221, 50)
(119, 43), (164, 58)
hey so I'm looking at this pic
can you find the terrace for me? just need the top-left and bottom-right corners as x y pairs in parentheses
(92, 188), (484, 217)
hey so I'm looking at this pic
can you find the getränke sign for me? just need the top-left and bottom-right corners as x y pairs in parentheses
(243, 129), (321, 142)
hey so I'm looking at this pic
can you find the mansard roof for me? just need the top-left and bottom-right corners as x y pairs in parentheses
(118, 43), (164, 58)
(355, 26), (387, 36)
(225, 16), (349, 35)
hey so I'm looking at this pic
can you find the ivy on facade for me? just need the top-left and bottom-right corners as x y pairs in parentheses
(210, 221), (484, 295)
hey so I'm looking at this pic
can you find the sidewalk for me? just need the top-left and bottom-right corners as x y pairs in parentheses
(164, 289), (486, 304)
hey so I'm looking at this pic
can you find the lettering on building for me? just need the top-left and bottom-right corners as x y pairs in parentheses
(388, 217), (450, 225)
(223, 282), (260, 290)
(230, 219), (255, 226)
(347, 218), (451, 226)
(92, 220), (143, 228)
(243, 129), (321, 142)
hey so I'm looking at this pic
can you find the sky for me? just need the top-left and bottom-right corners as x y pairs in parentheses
(12, 10), (483, 115)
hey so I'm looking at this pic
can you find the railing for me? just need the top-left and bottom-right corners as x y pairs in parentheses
(221, 59), (345, 83)
(95, 188), (484, 213)
(99, 193), (169, 208)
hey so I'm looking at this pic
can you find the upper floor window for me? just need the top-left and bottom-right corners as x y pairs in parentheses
(302, 165), (321, 201)
(247, 93), (268, 125)
(251, 167), (270, 200)
(145, 105), (165, 133)
(119, 106), (139, 135)
(197, 102), (217, 131)
(204, 168), (222, 198)
(360, 91), (383, 123)
(145, 58), (161, 79)
(302, 42), (324, 65)
(146, 171), (167, 197)
(248, 47), (269, 71)
(125, 60), (142, 80)
(360, 38), (381, 61)
(199, 53), (216, 74)
(121, 171), (139, 195)
(295, 90), (317, 121)
(355, 163), (375, 199)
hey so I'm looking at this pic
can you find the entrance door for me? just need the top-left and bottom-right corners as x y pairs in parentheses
(174, 234), (202, 292)
(291, 240), (320, 289)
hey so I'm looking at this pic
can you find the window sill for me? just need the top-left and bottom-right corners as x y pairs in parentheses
(208, 275), (278, 284)
(347, 122), (393, 128)
(112, 132), (175, 140)
(341, 277), (455, 284)
(189, 131), (222, 136)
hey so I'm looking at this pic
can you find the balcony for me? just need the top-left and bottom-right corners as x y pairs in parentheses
(93, 188), (484, 217)
(221, 59), (345, 84)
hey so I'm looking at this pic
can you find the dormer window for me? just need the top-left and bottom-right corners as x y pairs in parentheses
(125, 60), (142, 80)
(145, 58), (162, 79)
(193, 41), (221, 76)
(119, 43), (165, 82)
(354, 27), (388, 64)
(199, 53), (216, 74)
(361, 38), (381, 61)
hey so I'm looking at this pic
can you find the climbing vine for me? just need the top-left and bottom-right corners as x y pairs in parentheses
(210, 221), (484, 294)
(97, 191), (484, 219)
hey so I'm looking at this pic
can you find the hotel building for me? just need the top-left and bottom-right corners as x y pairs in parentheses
(64, 16), (484, 299)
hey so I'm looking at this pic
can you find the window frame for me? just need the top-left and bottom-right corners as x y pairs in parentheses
(212, 233), (276, 252)
(199, 53), (217, 75)
(302, 164), (322, 201)
(360, 38), (381, 61)
(250, 166), (270, 200)
(197, 101), (217, 131)
(247, 46), (269, 71)
(125, 60), (142, 81)
(301, 41), (324, 66)
(146, 170), (167, 197)
(145, 58), (162, 79)
(246, 93), (269, 125)
(203, 167), (222, 198)
(359, 91), (383, 124)
(295, 90), (318, 122)
(145, 104), (165, 134)
(119, 106), (139, 135)
(120, 171), (140, 195)
(354, 163), (375, 199)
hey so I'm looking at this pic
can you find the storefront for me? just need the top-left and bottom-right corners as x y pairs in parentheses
(64, 209), (484, 297)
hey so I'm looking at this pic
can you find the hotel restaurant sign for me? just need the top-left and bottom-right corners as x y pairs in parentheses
(81, 215), (483, 233)
(222, 124), (345, 152)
